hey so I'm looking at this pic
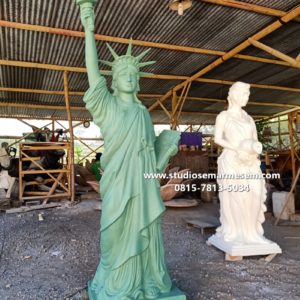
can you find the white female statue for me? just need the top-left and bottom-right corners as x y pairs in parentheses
(208, 82), (281, 258)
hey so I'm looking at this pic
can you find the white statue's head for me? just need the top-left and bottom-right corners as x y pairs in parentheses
(228, 81), (250, 108)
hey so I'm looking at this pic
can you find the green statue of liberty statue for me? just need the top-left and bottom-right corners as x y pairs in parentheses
(76, 1), (186, 299)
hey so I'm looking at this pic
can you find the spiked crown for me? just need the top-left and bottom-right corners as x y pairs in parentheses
(100, 40), (155, 77)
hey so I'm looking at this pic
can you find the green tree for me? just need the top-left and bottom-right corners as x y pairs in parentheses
(74, 145), (84, 164)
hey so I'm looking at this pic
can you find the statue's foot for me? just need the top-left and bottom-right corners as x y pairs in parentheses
(144, 286), (160, 299)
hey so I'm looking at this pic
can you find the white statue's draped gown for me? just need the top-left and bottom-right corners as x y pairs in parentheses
(216, 110), (268, 244)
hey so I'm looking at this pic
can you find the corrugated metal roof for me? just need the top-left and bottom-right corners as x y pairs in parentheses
(0, 0), (299, 124)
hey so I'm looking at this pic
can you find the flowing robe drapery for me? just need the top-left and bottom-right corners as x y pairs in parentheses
(83, 77), (172, 300)
(216, 111), (267, 244)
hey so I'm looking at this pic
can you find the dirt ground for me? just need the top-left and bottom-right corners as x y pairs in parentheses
(0, 199), (299, 300)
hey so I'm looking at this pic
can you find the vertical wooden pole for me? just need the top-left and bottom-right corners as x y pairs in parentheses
(52, 118), (55, 133)
(275, 167), (300, 226)
(19, 145), (23, 202)
(171, 90), (178, 130)
(51, 118), (55, 142)
(278, 116), (282, 150)
(295, 113), (300, 148)
(288, 112), (296, 181)
(63, 71), (75, 202)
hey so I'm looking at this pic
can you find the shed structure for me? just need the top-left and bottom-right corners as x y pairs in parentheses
(0, 0), (299, 127)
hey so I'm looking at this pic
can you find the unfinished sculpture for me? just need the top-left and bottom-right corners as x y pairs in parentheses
(77, 0), (185, 299)
(0, 146), (12, 190)
(208, 81), (281, 258)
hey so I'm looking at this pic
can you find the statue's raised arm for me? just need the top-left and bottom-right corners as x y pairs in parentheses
(76, 0), (159, 130)
(77, 0), (115, 129)
(77, 0), (101, 87)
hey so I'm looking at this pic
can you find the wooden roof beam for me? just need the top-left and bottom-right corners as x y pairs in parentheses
(186, 96), (298, 108)
(0, 102), (85, 111)
(1, 61), (300, 94)
(249, 38), (300, 68)
(149, 4), (300, 112)
(0, 20), (297, 68)
(0, 114), (87, 122)
(194, 78), (300, 93)
(0, 101), (268, 118)
(260, 107), (300, 122)
(0, 114), (212, 125)
(200, 0), (300, 22)
(0, 86), (84, 96)
(0, 87), (299, 108)
(169, 111), (268, 118)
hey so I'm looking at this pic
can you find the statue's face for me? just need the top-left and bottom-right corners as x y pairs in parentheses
(239, 88), (250, 107)
(114, 65), (138, 94)
(230, 86), (250, 107)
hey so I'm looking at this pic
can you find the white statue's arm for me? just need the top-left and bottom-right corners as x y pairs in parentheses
(251, 119), (263, 154)
(214, 112), (237, 152)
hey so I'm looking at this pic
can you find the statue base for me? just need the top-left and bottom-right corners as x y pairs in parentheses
(207, 234), (282, 257)
(155, 286), (186, 300)
(88, 284), (186, 300)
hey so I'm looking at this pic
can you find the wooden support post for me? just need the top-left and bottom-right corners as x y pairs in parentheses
(171, 82), (189, 124)
(171, 90), (178, 130)
(18, 148), (23, 202)
(278, 116), (282, 149)
(275, 167), (300, 225)
(51, 119), (55, 136)
(177, 82), (192, 122)
(63, 71), (75, 202)
(288, 113), (296, 181)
